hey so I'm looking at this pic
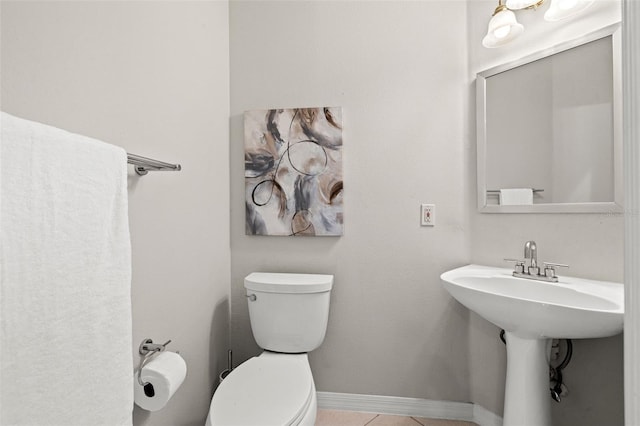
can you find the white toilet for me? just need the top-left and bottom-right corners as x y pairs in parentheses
(206, 272), (333, 426)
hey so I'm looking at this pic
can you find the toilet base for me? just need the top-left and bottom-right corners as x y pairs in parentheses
(206, 352), (317, 426)
(296, 379), (317, 426)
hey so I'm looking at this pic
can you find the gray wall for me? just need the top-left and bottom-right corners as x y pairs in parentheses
(0, 2), (231, 425)
(229, 0), (473, 403)
(467, 1), (624, 424)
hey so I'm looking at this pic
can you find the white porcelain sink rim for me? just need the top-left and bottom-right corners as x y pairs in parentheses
(441, 264), (624, 425)
(440, 264), (623, 314)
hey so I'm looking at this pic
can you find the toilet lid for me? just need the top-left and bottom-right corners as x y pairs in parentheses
(209, 353), (314, 426)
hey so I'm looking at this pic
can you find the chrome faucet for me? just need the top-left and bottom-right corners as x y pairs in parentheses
(524, 240), (538, 274)
(505, 240), (568, 283)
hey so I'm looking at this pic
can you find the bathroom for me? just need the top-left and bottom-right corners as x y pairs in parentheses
(1, 0), (638, 425)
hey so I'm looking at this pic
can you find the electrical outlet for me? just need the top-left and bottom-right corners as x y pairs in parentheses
(421, 204), (435, 226)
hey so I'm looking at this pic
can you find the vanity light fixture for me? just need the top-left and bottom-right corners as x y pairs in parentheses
(505, 0), (545, 10)
(482, 1), (524, 48)
(544, 0), (595, 21)
(482, 0), (595, 48)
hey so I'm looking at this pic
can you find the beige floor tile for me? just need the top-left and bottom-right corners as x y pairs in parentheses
(315, 409), (378, 426)
(411, 418), (478, 426)
(366, 414), (422, 426)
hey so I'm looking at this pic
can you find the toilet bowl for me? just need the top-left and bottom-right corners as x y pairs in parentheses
(206, 352), (316, 426)
(206, 272), (333, 426)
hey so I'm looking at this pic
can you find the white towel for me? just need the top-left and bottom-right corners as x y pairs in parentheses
(499, 188), (534, 205)
(0, 112), (133, 426)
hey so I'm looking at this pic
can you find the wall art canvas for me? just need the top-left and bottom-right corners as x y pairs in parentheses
(244, 107), (344, 236)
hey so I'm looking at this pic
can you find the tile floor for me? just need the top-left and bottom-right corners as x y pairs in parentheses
(315, 409), (478, 426)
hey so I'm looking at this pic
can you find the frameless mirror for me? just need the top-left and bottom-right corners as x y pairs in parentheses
(477, 24), (622, 213)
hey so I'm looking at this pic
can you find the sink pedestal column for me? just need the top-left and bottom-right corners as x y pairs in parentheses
(503, 332), (552, 426)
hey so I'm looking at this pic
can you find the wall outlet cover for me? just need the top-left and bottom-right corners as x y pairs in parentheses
(421, 204), (435, 226)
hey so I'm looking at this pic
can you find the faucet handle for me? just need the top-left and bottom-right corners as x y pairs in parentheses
(542, 262), (569, 279)
(543, 262), (569, 269)
(504, 258), (526, 274)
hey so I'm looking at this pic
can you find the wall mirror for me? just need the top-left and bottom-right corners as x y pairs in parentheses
(477, 24), (622, 213)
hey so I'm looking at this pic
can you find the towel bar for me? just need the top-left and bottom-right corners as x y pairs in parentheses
(487, 188), (544, 194)
(127, 153), (181, 176)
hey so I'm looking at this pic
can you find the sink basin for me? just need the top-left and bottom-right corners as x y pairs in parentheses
(440, 264), (623, 339)
(440, 264), (624, 426)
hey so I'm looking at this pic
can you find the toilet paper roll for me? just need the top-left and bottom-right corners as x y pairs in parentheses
(134, 351), (187, 412)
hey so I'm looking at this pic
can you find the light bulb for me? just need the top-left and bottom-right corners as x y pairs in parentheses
(558, 0), (578, 9)
(493, 25), (511, 39)
(544, 0), (594, 21)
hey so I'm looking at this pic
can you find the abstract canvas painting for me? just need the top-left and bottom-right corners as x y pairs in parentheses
(244, 107), (343, 236)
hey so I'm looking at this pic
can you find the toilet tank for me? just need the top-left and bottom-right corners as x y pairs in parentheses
(244, 273), (333, 353)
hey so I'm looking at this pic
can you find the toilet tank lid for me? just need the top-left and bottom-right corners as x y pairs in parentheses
(244, 272), (333, 293)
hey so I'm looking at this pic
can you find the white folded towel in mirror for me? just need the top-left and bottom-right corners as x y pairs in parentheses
(499, 188), (533, 205)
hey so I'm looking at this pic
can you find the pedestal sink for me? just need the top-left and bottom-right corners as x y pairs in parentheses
(440, 264), (623, 426)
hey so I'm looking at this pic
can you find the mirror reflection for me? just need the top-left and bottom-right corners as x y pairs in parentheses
(477, 24), (622, 213)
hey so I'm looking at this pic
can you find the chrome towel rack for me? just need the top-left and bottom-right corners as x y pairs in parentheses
(486, 188), (544, 194)
(127, 153), (182, 176)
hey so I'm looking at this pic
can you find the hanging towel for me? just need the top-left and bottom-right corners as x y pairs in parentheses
(499, 188), (534, 205)
(0, 112), (133, 426)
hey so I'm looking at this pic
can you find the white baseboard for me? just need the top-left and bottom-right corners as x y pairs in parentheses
(316, 392), (502, 426)
(472, 404), (503, 426)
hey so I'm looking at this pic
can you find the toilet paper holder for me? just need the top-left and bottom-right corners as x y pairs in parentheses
(137, 338), (172, 386)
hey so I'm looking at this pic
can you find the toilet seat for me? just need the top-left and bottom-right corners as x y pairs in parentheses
(207, 352), (314, 426)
